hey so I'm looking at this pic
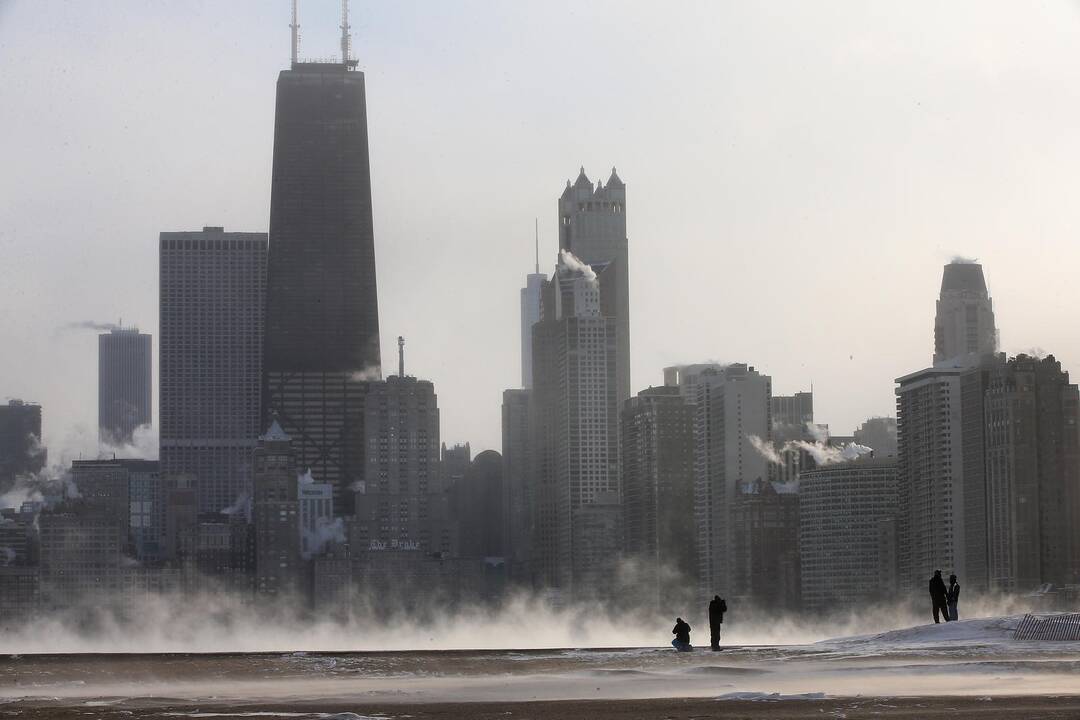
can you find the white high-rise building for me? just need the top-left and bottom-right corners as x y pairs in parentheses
(933, 260), (998, 365)
(692, 363), (772, 597)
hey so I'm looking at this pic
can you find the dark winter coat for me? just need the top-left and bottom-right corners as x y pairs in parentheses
(929, 574), (947, 600)
(672, 620), (691, 645)
(709, 598), (727, 625)
(947, 582), (960, 604)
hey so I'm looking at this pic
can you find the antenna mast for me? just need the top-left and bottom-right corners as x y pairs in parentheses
(340, 0), (354, 66)
(290, 0), (300, 65)
(534, 218), (539, 274)
(398, 336), (405, 378)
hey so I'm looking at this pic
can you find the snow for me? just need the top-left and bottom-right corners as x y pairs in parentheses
(823, 615), (1021, 648)
(716, 692), (827, 701)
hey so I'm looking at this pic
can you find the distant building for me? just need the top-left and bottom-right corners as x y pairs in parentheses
(69, 458), (161, 562)
(531, 253), (621, 600)
(663, 364), (727, 403)
(895, 365), (968, 588)
(501, 388), (532, 582)
(982, 355), (1080, 591)
(620, 385), (696, 609)
(799, 457), (899, 612)
(352, 376), (453, 559)
(854, 417), (898, 457)
(693, 364), (772, 598)
(559, 167), (630, 404)
(458, 450), (504, 559)
(98, 327), (152, 446)
(0, 400), (45, 491)
(732, 479), (800, 611)
(521, 261), (547, 389)
(933, 260), (998, 365)
(38, 512), (124, 607)
(298, 477), (333, 559)
(159, 226), (267, 514)
(252, 421), (301, 598)
(264, 59), (382, 514)
(771, 392), (814, 431)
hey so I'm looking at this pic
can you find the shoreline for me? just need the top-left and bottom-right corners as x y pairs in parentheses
(8, 695), (1080, 719)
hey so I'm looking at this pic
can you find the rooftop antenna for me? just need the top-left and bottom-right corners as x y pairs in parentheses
(290, 0), (300, 66)
(340, 0), (356, 67)
(398, 336), (405, 377)
(534, 218), (540, 274)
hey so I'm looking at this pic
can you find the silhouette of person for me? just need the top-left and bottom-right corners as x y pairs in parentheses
(929, 569), (950, 623)
(708, 595), (727, 650)
(671, 617), (692, 651)
(947, 574), (961, 622)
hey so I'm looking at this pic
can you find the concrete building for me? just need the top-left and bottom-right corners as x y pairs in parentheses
(531, 253), (620, 600)
(98, 327), (152, 446)
(620, 385), (696, 609)
(159, 227), (267, 514)
(731, 479), (800, 611)
(252, 421), (301, 598)
(771, 392), (814, 431)
(799, 457), (899, 612)
(663, 364), (727, 403)
(693, 364), (772, 598)
(37, 511), (125, 607)
(895, 365), (967, 589)
(264, 55), (382, 513)
(352, 376), (453, 559)
(982, 355), (1080, 591)
(854, 417), (898, 457)
(559, 167), (630, 404)
(933, 260), (998, 365)
(771, 391), (815, 485)
(501, 388), (532, 582)
(0, 400), (45, 491)
(298, 476), (334, 559)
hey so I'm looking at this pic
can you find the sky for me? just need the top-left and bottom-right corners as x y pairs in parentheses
(3, 0), (1080, 457)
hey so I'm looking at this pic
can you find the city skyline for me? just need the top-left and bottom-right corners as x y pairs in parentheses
(6, 1), (1080, 457)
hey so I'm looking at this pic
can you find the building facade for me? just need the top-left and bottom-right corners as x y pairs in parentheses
(501, 388), (532, 583)
(620, 385), (696, 609)
(98, 327), (152, 446)
(693, 364), (772, 599)
(895, 366), (967, 588)
(799, 457), (899, 612)
(160, 227), (268, 514)
(731, 478), (800, 610)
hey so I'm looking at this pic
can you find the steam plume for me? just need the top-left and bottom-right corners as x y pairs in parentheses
(559, 250), (598, 285)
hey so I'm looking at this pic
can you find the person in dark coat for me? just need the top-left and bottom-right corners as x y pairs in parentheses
(929, 569), (950, 623)
(947, 574), (961, 621)
(708, 595), (727, 650)
(671, 617), (692, 651)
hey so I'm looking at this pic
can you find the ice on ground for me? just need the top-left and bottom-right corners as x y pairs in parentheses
(716, 692), (827, 701)
(823, 615), (1021, 648)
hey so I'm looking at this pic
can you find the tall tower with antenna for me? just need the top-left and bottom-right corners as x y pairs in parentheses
(265, 0), (381, 512)
(520, 220), (548, 388)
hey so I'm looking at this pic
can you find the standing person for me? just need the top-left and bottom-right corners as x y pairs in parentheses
(708, 595), (727, 650)
(671, 617), (692, 651)
(929, 569), (950, 623)
(947, 574), (961, 621)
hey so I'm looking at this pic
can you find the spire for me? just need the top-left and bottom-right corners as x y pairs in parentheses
(340, 0), (355, 67)
(573, 166), (592, 190)
(606, 166), (624, 188)
(290, 0), (300, 65)
(534, 218), (540, 274)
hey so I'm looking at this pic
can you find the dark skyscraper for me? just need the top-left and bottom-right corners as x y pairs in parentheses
(264, 52), (381, 510)
(160, 227), (268, 514)
(0, 400), (45, 491)
(98, 327), (152, 446)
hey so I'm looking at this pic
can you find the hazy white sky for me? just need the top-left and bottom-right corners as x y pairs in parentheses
(3, 0), (1080, 457)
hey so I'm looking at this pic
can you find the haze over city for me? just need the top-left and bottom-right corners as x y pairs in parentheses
(5, 0), (1080, 454)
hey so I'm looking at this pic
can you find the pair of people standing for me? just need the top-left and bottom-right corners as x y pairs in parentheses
(929, 569), (960, 623)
